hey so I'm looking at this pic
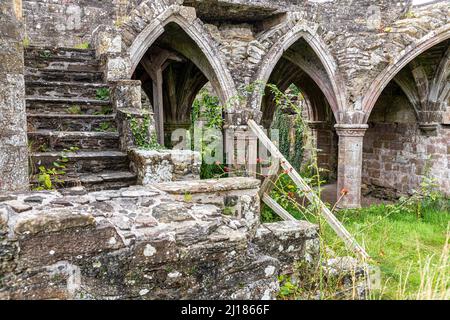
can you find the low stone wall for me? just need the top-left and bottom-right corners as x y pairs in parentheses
(0, 180), (282, 300)
(155, 177), (261, 234)
(129, 149), (201, 185)
(254, 221), (320, 274)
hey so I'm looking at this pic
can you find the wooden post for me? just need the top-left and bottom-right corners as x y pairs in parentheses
(259, 157), (281, 198)
(153, 68), (164, 145)
(262, 194), (297, 222)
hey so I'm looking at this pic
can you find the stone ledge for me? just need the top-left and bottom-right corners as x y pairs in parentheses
(155, 177), (261, 194)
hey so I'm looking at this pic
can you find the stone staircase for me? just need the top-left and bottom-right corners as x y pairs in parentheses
(25, 46), (137, 191)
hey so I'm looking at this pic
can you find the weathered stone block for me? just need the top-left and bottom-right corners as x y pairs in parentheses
(103, 53), (132, 81)
(129, 149), (201, 184)
(155, 177), (261, 234)
(254, 220), (320, 273)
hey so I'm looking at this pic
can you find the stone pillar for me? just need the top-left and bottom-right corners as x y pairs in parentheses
(0, 0), (29, 192)
(335, 124), (368, 209)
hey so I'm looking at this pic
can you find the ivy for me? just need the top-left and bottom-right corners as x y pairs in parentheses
(191, 88), (225, 179)
(95, 88), (110, 101)
(191, 88), (223, 129)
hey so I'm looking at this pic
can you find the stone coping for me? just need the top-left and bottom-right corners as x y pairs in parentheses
(154, 177), (261, 194)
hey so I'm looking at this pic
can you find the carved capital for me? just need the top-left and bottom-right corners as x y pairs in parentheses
(334, 124), (368, 137)
(419, 122), (439, 136)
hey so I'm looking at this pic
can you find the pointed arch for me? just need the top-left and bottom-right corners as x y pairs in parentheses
(251, 23), (346, 122)
(126, 6), (237, 108)
(362, 25), (450, 122)
(429, 45), (450, 103)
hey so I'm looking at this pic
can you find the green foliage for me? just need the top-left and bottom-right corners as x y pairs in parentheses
(67, 105), (82, 115)
(93, 105), (113, 115)
(74, 42), (90, 49)
(96, 121), (115, 132)
(323, 197), (449, 300)
(39, 50), (51, 59)
(191, 88), (225, 179)
(96, 88), (110, 101)
(33, 146), (79, 190)
(128, 114), (161, 150)
(200, 163), (228, 179)
(22, 36), (30, 48)
(271, 107), (303, 172)
(278, 275), (302, 300)
(183, 192), (193, 202)
(191, 88), (223, 129)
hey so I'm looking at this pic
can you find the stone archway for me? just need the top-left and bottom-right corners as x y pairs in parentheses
(362, 25), (450, 121)
(124, 4), (237, 110)
(251, 23), (346, 122)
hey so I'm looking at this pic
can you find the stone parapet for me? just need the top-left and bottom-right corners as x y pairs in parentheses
(155, 177), (261, 235)
(0, 184), (281, 300)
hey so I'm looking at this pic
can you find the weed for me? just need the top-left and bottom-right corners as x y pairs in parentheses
(74, 42), (90, 50)
(22, 36), (30, 48)
(67, 105), (82, 115)
(96, 88), (110, 101)
(39, 50), (51, 59)
(32, 146), (79, 190)
(96, 122), (114, 132)
(128, 113), (162, 150)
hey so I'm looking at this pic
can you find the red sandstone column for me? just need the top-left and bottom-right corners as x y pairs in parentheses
(334, 124), (369, 209)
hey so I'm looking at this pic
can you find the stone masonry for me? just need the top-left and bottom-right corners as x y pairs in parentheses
(0, 178), (322, 300)
(0, 0), (29, 192)
(3, 0), (445, 207)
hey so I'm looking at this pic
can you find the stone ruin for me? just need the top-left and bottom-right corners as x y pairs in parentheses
(0, 0), (449, 299)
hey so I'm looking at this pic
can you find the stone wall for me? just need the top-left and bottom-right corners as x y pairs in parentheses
(363, 124), (450, 198)
(363, 90), (450, 198)
(0, 0), (29, 192)
(0, 179), (295, 300)
(22, 0), (139, 47)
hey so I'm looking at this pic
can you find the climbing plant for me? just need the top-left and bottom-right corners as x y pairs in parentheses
(128, 113), (161, 150)
(270, 107), (304, 172)
(191, 88), (226, 179)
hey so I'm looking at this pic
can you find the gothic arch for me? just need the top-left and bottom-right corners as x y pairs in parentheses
(429, 45), (450, 103)
(362, 25), (450, 122)
(251, 23), (346, 122)
(125, 6), (237, 108)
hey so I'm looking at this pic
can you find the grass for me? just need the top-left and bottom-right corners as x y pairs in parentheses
(321, 199), (449, 299)
(262, 176), (449, 299)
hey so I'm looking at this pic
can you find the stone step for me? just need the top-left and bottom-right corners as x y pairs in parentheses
(25, 58), (100, 72)
(25, 46), (96, 61)
(27, 113), (116, 132)
(31, 150), (130, 174)
(25, 68), (103, 82)
(30, 171), (137, 192)
(28, 131), (120, 151)
(26, 96), (112, 115)
(26, 81), (109, 100)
